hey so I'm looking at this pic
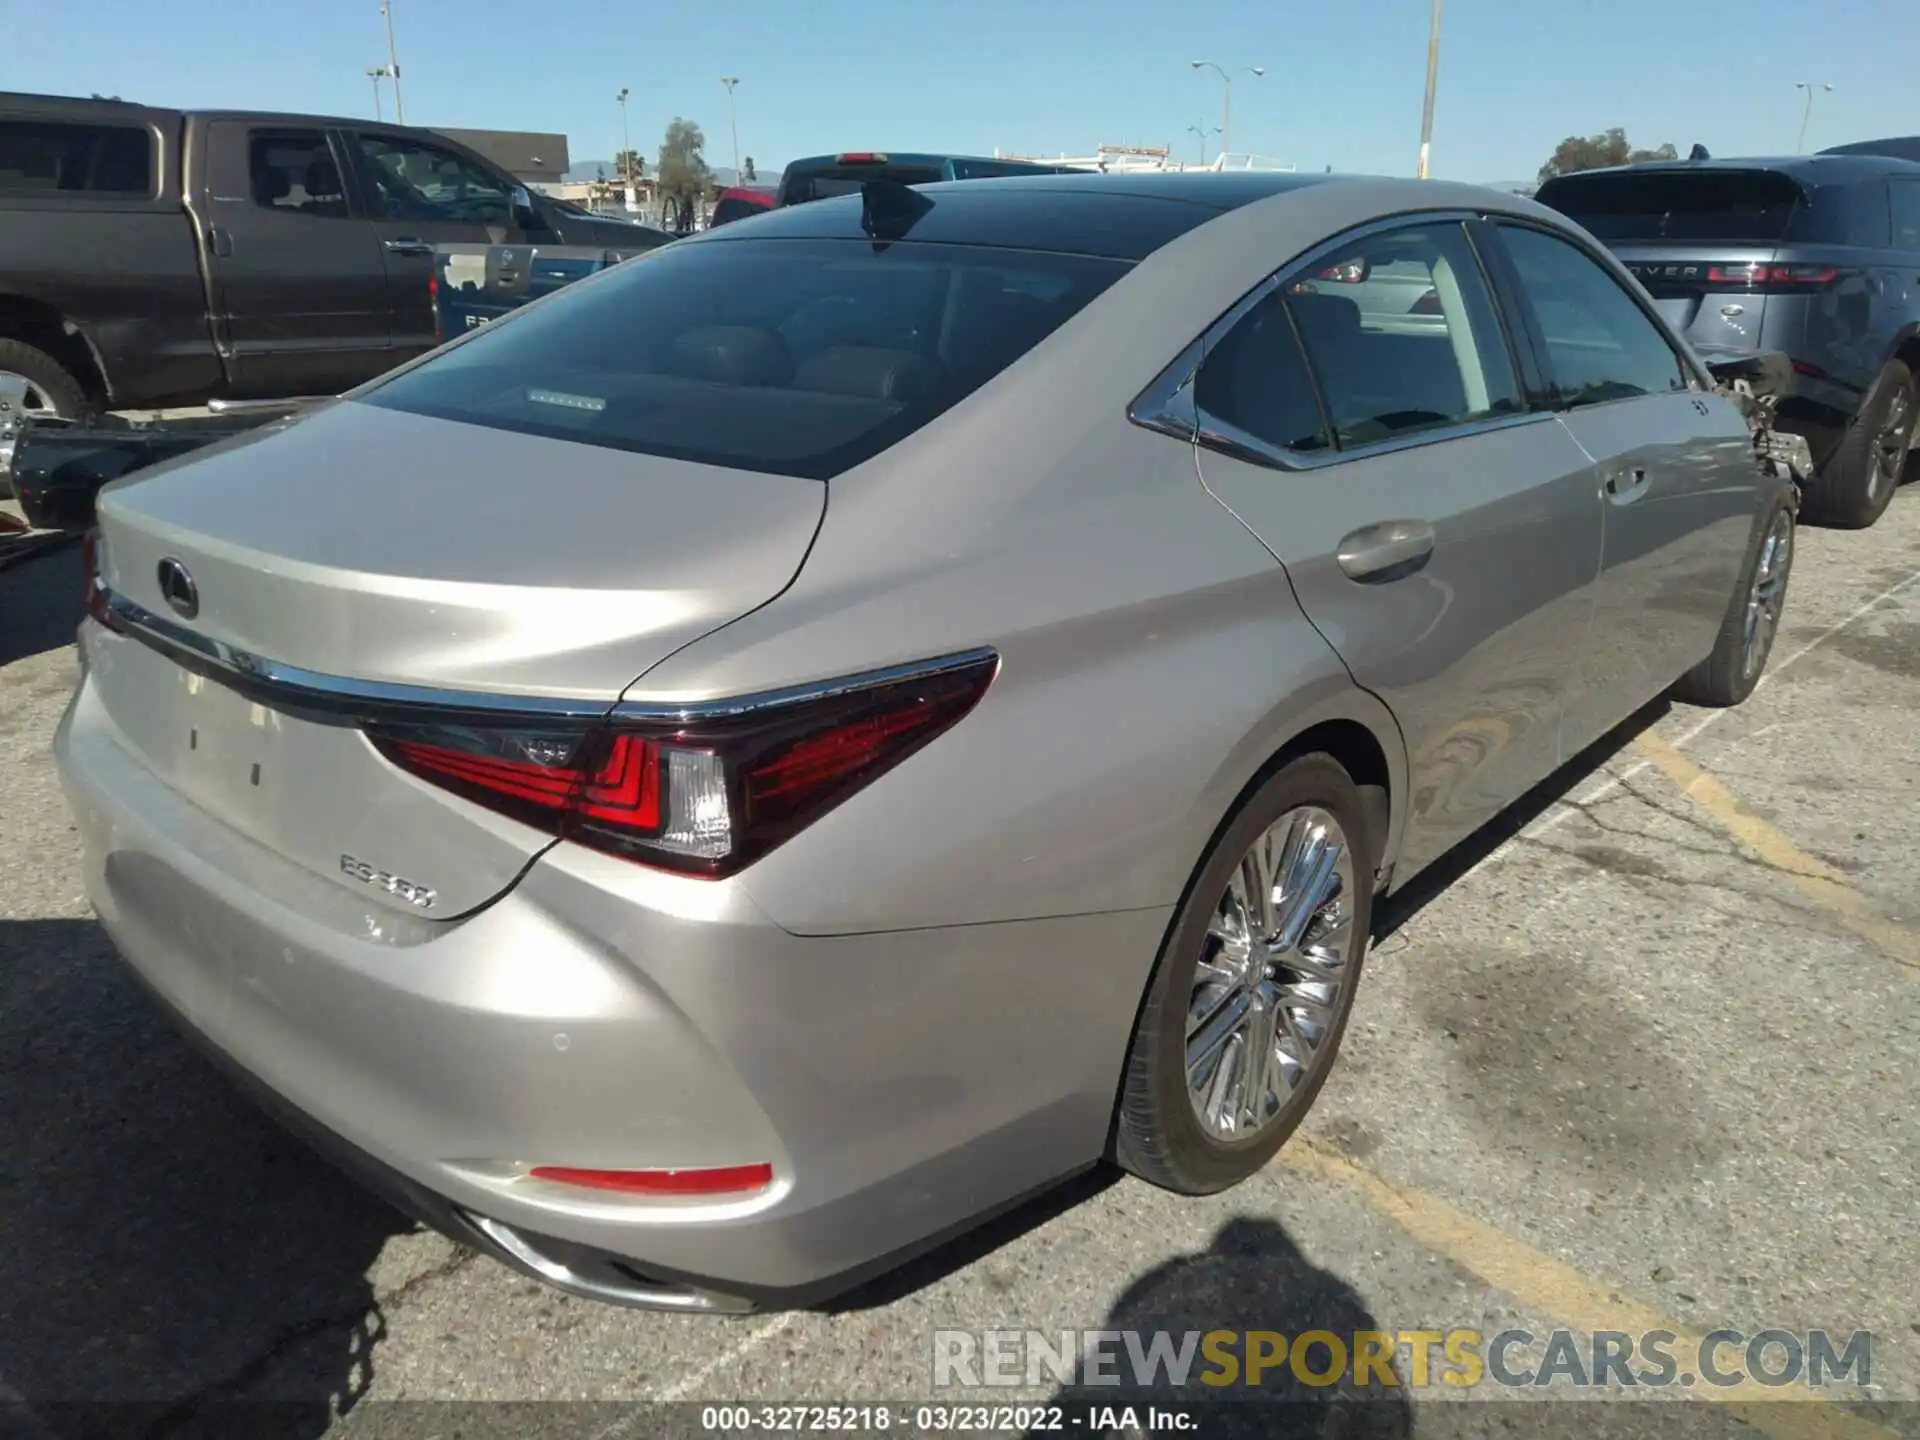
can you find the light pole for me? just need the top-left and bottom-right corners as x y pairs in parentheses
(1190, 60), (1264, 161)
(1796, 81), (1832, 154)
(615, 88), (635, 211)
(720, 77), (741, 184)
(1416, 0), (1443, 177)
(379, 0), (404, 123)
(365, 66), (390, 121)
(1186, 123), (1218, 166)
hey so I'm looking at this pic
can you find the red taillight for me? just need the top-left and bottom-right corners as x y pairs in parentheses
(529, 1163), (774, 1196)
(81, 527), (118, 630)
(368, 653), (997, 878)
(1314, 259), (1367, 284)
(1705, 263), (1838, 289)
(834, 152), (887, 164)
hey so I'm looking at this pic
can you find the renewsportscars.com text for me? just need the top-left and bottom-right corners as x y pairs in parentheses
(932, 1327), (1872, 1391)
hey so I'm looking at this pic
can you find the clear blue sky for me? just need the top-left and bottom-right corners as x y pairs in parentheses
(10, 0), (1914, 183)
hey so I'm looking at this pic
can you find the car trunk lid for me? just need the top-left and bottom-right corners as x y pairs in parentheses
(88, 400), (825, 917)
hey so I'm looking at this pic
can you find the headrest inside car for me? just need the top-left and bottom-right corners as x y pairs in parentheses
(665, 326), (795, 387)
(793, 346), (942, 402)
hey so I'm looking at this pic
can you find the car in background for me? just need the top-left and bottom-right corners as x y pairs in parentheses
(709, 184), (776, 228)
(1822, 136), (1920, 165)
(1535, 154), (1920, 528)
(774, 151), (1080, 206)
(60, 171), (1796, 1312)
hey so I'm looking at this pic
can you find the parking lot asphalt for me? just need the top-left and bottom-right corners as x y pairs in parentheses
(2, 484), (1917, 1439)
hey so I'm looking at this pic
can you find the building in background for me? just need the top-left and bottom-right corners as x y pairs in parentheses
(431, 128), (571, 185)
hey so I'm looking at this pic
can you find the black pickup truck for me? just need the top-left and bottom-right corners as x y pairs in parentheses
(0, 91), (672, 426)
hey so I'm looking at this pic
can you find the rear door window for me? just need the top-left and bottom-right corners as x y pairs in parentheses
(1497, 225), (1690, 407)
(0, 119), (152, 195)
(360, 237), (1128, 478)
(248, 130), (350, 220)
(1536, 170), (1804, 242)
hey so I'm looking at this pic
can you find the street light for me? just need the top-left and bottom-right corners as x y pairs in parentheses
(1186, 122), (1219, 166)
(379, 0), (404, 123)
(615, 88), (636, 211)
(1416, 0), (1442, 177)
(1796, 81), (1833, 154)
(365, 66), (390, 121)
(720, 77), (741, 185)
(1190, 60), (1264, 161)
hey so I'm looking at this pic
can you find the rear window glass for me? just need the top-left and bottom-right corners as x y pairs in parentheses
(360, 237), (1129, 479)
(783, 166), (944, 203)
(0, 119), (152, 195)
(1536, 170), (1804, 242)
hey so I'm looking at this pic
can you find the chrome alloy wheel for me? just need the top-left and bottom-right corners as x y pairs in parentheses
(1742, 507), (1794, 681)
(1867, 382), (1916, 503)
(1186, 806), (1358, 1141)
(0, 370), (62, 477)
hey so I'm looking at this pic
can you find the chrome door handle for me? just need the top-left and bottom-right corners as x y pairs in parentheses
(1336, 519), (1436, 582)
(1603, 466), (1650, 504)
(383, 237), (434, 256)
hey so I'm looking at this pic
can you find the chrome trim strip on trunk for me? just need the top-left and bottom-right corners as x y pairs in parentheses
(97, 587), (997, 729)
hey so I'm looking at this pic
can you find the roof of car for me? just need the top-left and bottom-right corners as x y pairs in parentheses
(1540, 153), (1920, 186)
(689, 171), (1400, 261)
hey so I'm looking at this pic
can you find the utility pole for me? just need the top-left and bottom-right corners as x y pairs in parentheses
(720, 77), (741, 184)
(380, 0), (405, 123)
(1186, 123), (1217, 166)
(365, 67), (389, 121)
(1416, 0), (1442, 177)
(1796, 81), (1832, 154)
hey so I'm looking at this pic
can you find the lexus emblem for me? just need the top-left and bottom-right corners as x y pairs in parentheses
(156, 557), (199, 620)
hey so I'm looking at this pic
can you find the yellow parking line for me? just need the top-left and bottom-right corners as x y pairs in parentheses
(1629, 731), (1920, 972)
(1282, 1138), (1896, 1440)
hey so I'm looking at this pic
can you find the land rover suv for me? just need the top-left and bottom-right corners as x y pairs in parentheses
(1537, 154), (1920, 527)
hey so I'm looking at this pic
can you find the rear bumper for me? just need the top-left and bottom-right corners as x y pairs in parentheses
(53, 660), (1168, 1306)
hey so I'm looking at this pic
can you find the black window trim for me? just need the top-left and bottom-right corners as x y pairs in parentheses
(1481, 215), (1713, 415)
(1131, 208), (1558, 473)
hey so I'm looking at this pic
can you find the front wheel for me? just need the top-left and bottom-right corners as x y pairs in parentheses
(1112, 755), (1374, 1195)
(1673, 495), (1796, 708)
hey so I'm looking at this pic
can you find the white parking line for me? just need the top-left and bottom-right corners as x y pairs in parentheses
(589, 1310), (803, 1437)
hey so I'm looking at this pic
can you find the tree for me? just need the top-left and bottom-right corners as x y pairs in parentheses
(656, 118), (713, 202)
(1537, 128), (1679, 186)
(612, 149), (643, 183)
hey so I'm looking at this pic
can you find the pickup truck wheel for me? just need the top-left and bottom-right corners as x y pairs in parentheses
(0, 339), (89, 497)
(1800, 359), (1915, 529)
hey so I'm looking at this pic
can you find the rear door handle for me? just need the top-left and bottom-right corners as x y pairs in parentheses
(1336, 519), (1436, 582)
(1603, 466), (1650, 504)
(383, 237), (434, 256)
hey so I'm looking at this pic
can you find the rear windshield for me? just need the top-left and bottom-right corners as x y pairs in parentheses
(360, 237), (1128, 479)
(782, 165), (944, 204)
(1536, 170), (1805, 242)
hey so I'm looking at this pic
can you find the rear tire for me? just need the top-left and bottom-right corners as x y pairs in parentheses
(1113, 755), (1374, 1195)
(1673, 494), (1796, 708)
(0, 337), (89, 499)
(1799, 359), (1915, 529)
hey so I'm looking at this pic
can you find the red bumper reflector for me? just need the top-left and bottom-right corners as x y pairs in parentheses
(529, 1163), (775, 1196)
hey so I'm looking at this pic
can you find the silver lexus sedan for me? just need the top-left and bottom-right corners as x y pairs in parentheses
(54, 172), (1796, 1312)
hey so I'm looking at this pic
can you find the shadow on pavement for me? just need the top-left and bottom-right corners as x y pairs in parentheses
(0, 917), (413, 1440)
(0, 544), (83, 670)
(1031, 1215), (1413, 1438)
